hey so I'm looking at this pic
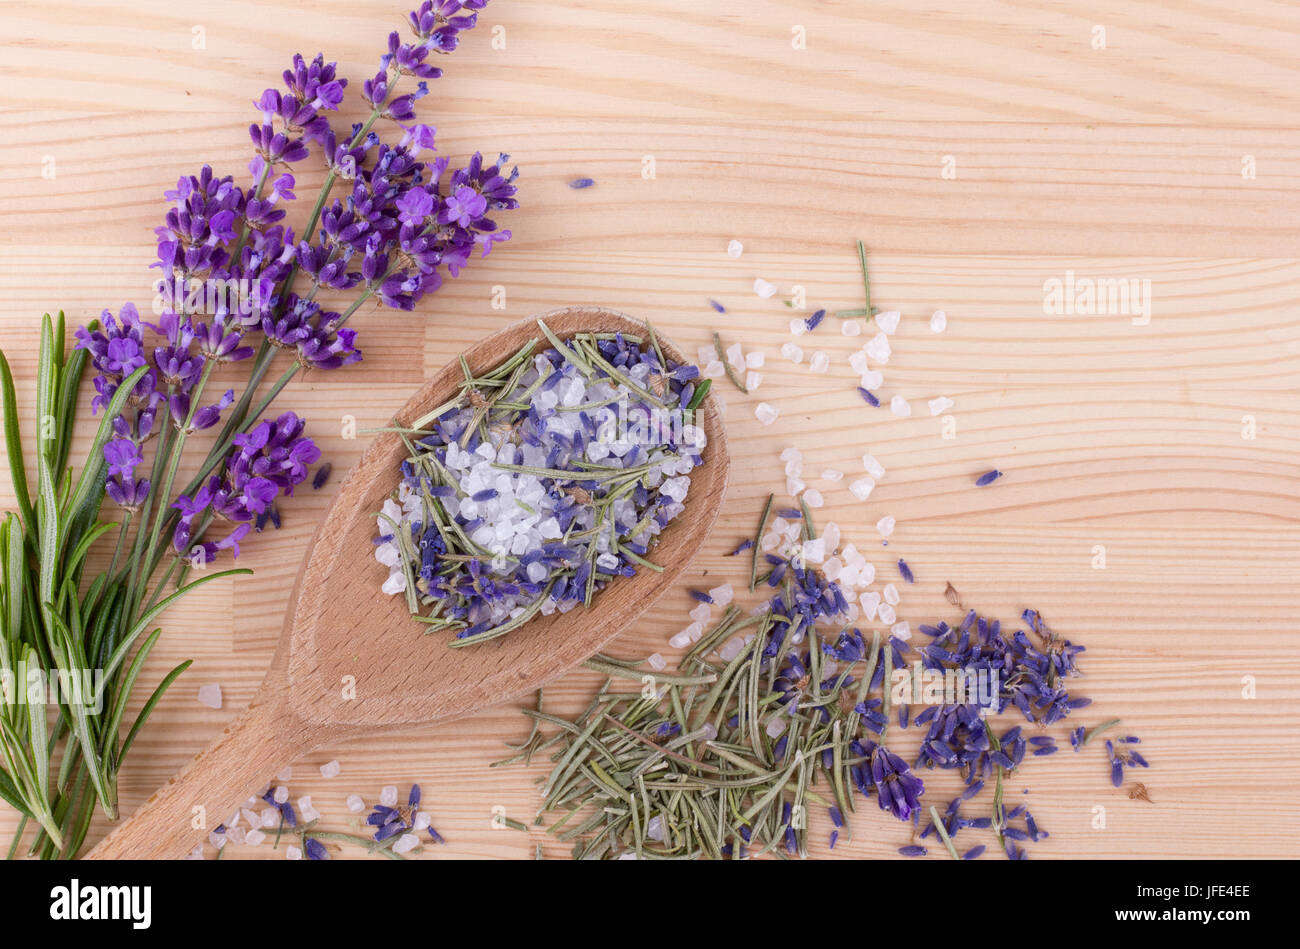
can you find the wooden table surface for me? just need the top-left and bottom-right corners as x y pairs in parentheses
(1, 0), (1297, 859)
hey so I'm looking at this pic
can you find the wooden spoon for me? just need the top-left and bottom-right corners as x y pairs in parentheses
(88, 306), (730, 859)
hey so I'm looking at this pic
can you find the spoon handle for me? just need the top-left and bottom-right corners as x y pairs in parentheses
(86, 694), (315, 860)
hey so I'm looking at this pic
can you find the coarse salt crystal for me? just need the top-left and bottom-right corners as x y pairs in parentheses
(197, 684), (222, 709)
(823, 521), (840, 551)
(286, 844), (303, 860)
(786, 476), (805, 496)
(823, 557), (843, 580)
(788, 318), (807, 336)
(319, 759), (341, 778)
(859, 591), (881, 621)
(878, 603), (897, 625)
(891, 620), (912, 641)
(346, 794), (366, 814)
(928, 396), (954, 416)
(808, 350), (830, 373)
(746, 370), (763, 391)
(261, 808), (280, 827)
(728, 239), (744, 258)
(245, 828), (266, 847)
(393, 834), (420, 855)
(781, 341), (804, 363)
(875, 310), (901, 334)
(890, 396), (912, 417)
(414, 811), (431, 831)
(802, 538), (825, 563)
(848, 477), (875, 501)
(876, 515), (896, 537)
(803, 488), (824, 508)
(765, 716), (788, 739)
(725, 342), (744, 369)
(708, 583), (734, 606)
(821, 468), (843, 482)
(865, 332), (891, 363)
(704, 359), (725, 378)
(849, 351), (870, 375)
(930, 310), (947, 333)
(780, 447), (802, 463)
(841, 320), (862, 337)
(883, 583), (900, 606)
(273, 785), (289, 804)
(755, 402), (779, 425)
(717, 636), (745, 661)
(745, 352), (765, 369)
(755, 278), (777, 298)
(689, 602), (712, 625)
(380, 785), (399, 807)
(859, 369), (883, 389)
(861, 453), (885, 479)
(668, 629), (693, 648)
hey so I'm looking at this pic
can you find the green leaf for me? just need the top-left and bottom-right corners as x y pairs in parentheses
(24, 647), (50, 802)
(0, 351), (35, 535)
(118, 658), (192, 764)
(100, 627), (160, 761)
(0, 766), (34, 820)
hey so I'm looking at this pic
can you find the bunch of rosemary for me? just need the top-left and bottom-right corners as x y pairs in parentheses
(0, 315), (244, 858)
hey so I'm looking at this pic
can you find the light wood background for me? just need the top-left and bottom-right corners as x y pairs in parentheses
(1, 0), (1298, 859)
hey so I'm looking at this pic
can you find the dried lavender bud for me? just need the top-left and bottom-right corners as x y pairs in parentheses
(976, 469), (1003, 486)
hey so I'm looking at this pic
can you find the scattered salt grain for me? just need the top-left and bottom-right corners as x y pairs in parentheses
(890, 396), (912, 417)
(802, 538), (826, 563)
(841, 320), (862, 337)
(765, 716), (788, 739)
(809, 351), (830, 373)
(286, 845), (302, 860)
(414, 811), (431, 830)
(823, 521), (840, 551)
(859, 591), (881, 621)
(227, 826), (246, 845)
(704, 359), (725, 378)
(209, 831), (227, 850)
(668, 629), (693, 648)
(299, 796), (320, 822)
(319, 759), (341, 779)
(755, 277), (777, 298)
(928, 396), (954, 416)
(859, 369), (883, 389)
(708, 583), (734, 606)
(848, 477), (876, 501)
(864, 332), (891, 363)
(780, 447), (802, 463)
(718, 636), (746, 661)
(245, 828), (266, 847)
(930, 310), (947, 333)
(725, 342), (744, 370)
(746, 370), (763, 391)
(891, 620), (912, 641)
(346, 794), (366, 814)
(849, 351), (869, 375)
(788, 318), (807, 336)
(647, 652), (666, 671)
(875, 310), (901, 334)
(821, 468), (843, 482)
(876, 515), (896, 537)
(261, 808), (280, 827)
(745, 352), (765, 369)
(727, 239), (744, 258)
(393, 834), (420, 855)
(861, 453), (885, 479)
(823, 557), (843, 581)
(689, 602), (712, 625)
(781, 341), (804, 362)
(380, 785), (399, 807)
(755, 402), (779, 425)
(786, 476), (805, 496)
(878, 603), (897, 625)
(273, 785), (289, 804)
(803, 488), (824, 508)
(883, 583), (900, 606)
(197, 684), (222, 709)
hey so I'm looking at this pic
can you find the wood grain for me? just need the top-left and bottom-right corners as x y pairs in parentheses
(1, 0), (1297, 859)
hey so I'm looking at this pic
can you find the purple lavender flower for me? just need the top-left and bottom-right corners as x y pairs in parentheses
(976, 469), (1003, 486)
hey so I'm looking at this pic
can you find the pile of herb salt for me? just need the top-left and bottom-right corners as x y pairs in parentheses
(375, 321), (709, 646)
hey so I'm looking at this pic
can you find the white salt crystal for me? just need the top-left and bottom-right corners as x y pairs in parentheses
(227, 826), (246, 845)
(802, 538), (825, 563)
(861, 453), (885, 479)
(884, 583), (900, 606)
(717, 636), (745, 661)
(841, 320), (862, 337)
(689, 602), (712, 625)
(760, 531), (782, 552)
(803, 488), (824, 508)
(647, 652), (666, 671)
(860, 370), (883, 390)
(755, 402), (779, 425)
(273, 785), (289, 804)
(668, 629), (693, 648)
(765, 716), (788, 739)
(781, 341), (804, 363)
(209, 831), (227, 850)
(875, 310), (901, 334)
(346, 794), (365, 814)
(786, 476), (805, 496)
(860, 562), (876, 585)
(876, 515), (896, 537)
(393, 834), (420, 855)
(823, 557), (843, 580)
(849, 477), (876, 501)
(197, 684), (222, 709)
(646, 815), (665, 842)
(380, 785), (399, 807)
(755, 277), (777, 298)
(864, 332), (891, 363)
(381, 571), (407, 595)
(702, 722), (719, 740)
(746, 370), (763, 391)
(821, 468), (843, 482)
(780, 447), (802, 463)
(788, 318), (807, 336)
(245, 829), (266, 847)
(704, 359), (725, 378)
(725, 342), (744, 369)
(698, 345), (715, 366)
(185, 844), (205, 860)
(891, 621), (912, 641)
(930, 310), (947, 333)
(261, 808), (279, 827)
(286, 844), (303, 860)
(298, 796), (320, 822)
(414, 811), (431, 831)
(708, 583), (734, 607)
(319, 759), (341, 779)
(928, 396), (954, 416)
(878, 603), (897, 625)
(859, 591), (881, 621)
(241, 808), (260, 828)
(823, 521), (841, 552)
(727, 239), (744, 258)
(808, 351), (830, 373)
(745, 351), (765, 369)
(849, 350), (869, 375)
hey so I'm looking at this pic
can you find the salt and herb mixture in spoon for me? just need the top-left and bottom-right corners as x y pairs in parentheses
(375, 320), (709, 646)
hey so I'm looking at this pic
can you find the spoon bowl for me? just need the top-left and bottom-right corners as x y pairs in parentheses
(88, 305), (730, 859)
